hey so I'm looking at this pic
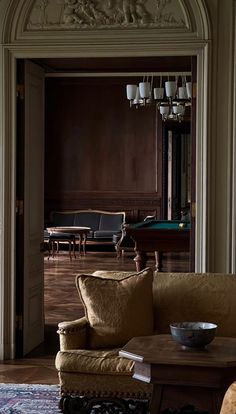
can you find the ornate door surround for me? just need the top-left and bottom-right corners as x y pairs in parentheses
(0, 0), (211, 359)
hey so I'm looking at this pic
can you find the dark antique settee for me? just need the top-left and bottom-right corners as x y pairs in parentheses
(44, 209), (126, 255)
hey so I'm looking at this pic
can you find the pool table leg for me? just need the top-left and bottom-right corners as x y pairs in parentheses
(134, 250), (148, 272)
(155, 251), (163, 272)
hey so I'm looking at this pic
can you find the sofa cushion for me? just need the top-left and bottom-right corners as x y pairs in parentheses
(51, 212), (75, 226)
(74, 212), (101, 231)
(99, 213), (124, 231)
(55, 348), (134, 375)
(76, 268), (154, 348)
(153, 272), (236, 337)
(94, 230), (118, 238)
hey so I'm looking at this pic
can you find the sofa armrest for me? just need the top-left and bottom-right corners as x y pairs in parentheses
(220, 382), (236, 414)
(57, 316), (89, 351)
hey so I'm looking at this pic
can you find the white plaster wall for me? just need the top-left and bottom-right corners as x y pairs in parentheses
(205, 0), (235, 272)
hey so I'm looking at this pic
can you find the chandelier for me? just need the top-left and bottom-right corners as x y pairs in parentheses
(126, 75), (191, 122)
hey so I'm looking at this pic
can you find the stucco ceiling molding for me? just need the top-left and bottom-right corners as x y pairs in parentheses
(1, 0), (210, 44)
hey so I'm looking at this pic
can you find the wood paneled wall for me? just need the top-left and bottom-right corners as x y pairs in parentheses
(44, 77), (163, 223)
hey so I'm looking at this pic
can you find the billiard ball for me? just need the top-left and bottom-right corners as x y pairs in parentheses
(179, 222), (186, 228)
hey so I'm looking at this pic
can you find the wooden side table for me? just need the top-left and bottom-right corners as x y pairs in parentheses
(119, 334), (236, 414)
(47, 226), (91, 259)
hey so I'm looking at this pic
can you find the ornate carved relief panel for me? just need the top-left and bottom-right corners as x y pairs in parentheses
(27, 0), (188, 31)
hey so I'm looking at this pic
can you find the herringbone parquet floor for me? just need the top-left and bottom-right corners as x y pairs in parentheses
(0, 249), (189, 384)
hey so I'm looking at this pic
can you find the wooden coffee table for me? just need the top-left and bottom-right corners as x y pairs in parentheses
(119, 334), (236, 414)
(47, 226), (91, 257)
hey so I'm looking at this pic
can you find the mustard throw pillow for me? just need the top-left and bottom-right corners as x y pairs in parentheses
(76, 268), (154, 348)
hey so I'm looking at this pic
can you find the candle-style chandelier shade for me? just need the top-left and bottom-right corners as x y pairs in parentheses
(126, 74), (192, 122)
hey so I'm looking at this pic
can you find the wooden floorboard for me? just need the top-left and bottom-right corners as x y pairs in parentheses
(0, 249), (189, 384)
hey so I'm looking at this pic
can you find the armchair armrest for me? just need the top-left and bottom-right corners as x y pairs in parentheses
(57, 316), (89, 351)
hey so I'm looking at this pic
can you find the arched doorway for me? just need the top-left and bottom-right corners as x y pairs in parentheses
(0, 0), (211, 359)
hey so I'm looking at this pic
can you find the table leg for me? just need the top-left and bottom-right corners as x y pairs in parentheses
(211, 389), (225, 414)
(155, 251), (163, 272)
(48, 240), (52, 260)
(68, 241), (72, 260)
(149, 384), (163, 414)
(78, 235), (82, 255)
(72, 239), (76, 259)
(83, 233), (87, 254)
(52, 241), (56, 258)
(134, 250), (148, 272)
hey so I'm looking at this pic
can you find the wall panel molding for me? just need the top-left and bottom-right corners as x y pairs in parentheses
(45, 192), (161, 223)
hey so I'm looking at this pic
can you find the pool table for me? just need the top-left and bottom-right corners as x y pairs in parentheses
(125, 220), (191, 272)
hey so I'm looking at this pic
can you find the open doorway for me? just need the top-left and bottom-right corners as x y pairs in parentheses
(162, 121), (191, 221)
(16, 56), (195, 357)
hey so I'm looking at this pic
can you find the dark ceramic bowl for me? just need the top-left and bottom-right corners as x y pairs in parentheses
(170, 322), (217, 348)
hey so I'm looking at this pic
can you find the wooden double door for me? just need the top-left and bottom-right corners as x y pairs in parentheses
(162, 122), (191, 221)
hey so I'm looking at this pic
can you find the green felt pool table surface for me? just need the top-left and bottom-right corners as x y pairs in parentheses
(133, 220), (191, 230)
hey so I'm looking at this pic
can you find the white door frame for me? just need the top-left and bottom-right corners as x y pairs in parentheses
(0, 43), (209, 359)
(0, 0), (215, 360)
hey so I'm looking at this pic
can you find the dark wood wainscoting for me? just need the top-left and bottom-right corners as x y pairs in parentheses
(44, 76), (162, 222)
(45, 192), (161, 223)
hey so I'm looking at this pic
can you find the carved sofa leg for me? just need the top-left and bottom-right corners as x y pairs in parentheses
(59, 395), (149, 414)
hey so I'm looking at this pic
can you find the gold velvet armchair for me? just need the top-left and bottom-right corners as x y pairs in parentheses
(56, 269), (153, 413)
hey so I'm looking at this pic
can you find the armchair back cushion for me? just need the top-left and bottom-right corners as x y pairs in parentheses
(76, 268), (154, 349)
